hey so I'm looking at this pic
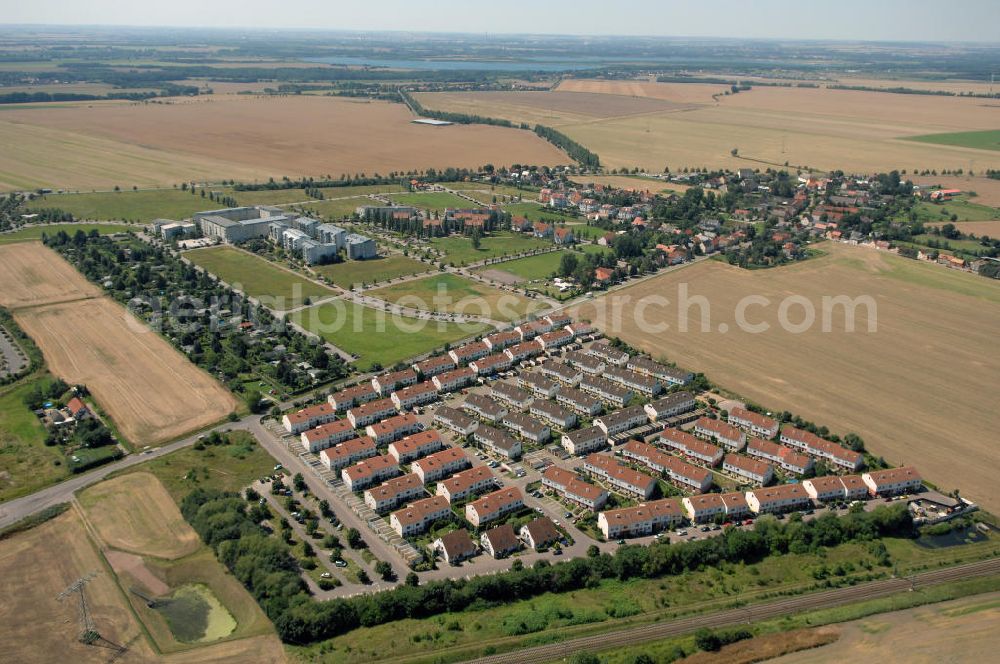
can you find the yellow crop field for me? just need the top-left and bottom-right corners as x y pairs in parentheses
(0, 95), (567, 191)
(571, 243), (1000, 513)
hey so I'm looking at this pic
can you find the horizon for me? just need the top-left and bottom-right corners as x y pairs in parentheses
(1, 0), (999, 43)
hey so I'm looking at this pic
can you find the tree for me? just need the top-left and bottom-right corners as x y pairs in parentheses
(356, 569), (371, 584)
(558, 252), (579, 278)
(374, 560), (394, 581)
(345, 527), (363, 549)
(569, 654), (601, 664)
(405, 571), (420, 587)
(586, 544), (600, 558)
(471, 229), (482, 250)
(694, 628), (722, 651)
(293, 473), (307, 493)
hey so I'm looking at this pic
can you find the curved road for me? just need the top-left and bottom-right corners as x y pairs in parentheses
(460, 556), (1000, 664)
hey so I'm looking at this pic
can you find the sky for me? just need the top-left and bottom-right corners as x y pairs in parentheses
(1, 0), (999, 43)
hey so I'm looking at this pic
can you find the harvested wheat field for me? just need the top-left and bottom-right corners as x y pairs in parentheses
(417, 82), (1000, 174)
(79, 472), (201, 559)
(678, 627), (839, 664)
(571, 243), (1000, 513)
(773, 592), (1000, 664)
(0, 510), (146, 664)
(16, 297), (238, 446)
(0, 242), (100, 309)
(0, 94), (567, 191)
(911, 175), (1000, 207)
(926, 220), (1000, 237)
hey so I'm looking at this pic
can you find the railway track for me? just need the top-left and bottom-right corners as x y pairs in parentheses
(463, 557), (1000, 664)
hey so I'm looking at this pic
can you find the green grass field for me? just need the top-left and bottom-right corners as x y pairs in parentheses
(0, 223), (134, 244)
(570, 224), (611, 241)
(291, 301), (488, 370)
(0, 374), (69, 502)
(300, 197), (371, 220)
(479, 251), (564, 282)
(897, 198), (1000, 224)
(502, 202), (578, 223)
(430, 232), (551, 266)
(185, 246), (334, 310)
(289, 530), (997, 664)
(908, 129), (1000, 152)
(318, 184), (408, 197)
(369, 273), (544, 322)
(313, 254), (431, 288)
(387, 191), (475, 212)
(25, 190), (224, 222)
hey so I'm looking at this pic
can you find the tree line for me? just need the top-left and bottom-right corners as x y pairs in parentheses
(181, 486), (912, 645)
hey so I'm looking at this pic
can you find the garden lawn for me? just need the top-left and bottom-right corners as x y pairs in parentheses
(185, 246), (334, 310)
(291, 301), (488, 370)
(479, 251), (564, 282)
(299, 197), (371, 220)
(430, 232), (551, 266)
(387, 191), (475, 212)
(313, 255), (431, 289)
(502, 202), (579, 223)
(896, 198), (1000, 223)
(0, 374), (69, 502)
(0, 223), (134, 244)
(369, 273), (544, 322)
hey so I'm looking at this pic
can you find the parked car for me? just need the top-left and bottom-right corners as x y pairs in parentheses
(334, 560), (348, 568)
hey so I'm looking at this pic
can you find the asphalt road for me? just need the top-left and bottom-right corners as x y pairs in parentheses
(461, 556), (1000, 664)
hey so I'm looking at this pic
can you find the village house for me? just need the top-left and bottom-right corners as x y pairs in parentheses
(604, 366), (661, 397)
(537, 327), (573, 350)
(434, 406), (479, 437)
(517, 372), (561, 398)
(862, 467), (922, 497)
(448, 341), (489, 365)
(342, 455), (400, 492)
(561, 425), (607, 456)
(745, 484), (811, 514)
(694, 417), (746, 451)
(529, 399), (577, 430)
(538, 360), (582, 387)
(328, 383), (379, 412)
(469, 352), (513, 376)
(626, 357), (693, 386)
(390, 495), (451, 537)
(432, 367), (476, 393)
(390, 381), (439, 410)
(491, 381), (534, 411)
(473, 424), (523, 460)
(544, 312), (573, 328)
(364, 473), (425, 513)
(300, 419), (356, 454)
(504, 340), (544, 363)
(480, 524), (521, 559)
(462, 393), (508, 423)
(542, 466), (609, 511)
(372, 368), (418, 396)
(483, 330), (521, 351)
(803, 475), (869, 502)
(515, 319), (553, 340)
(587, 343), (629, 366)
(598, 498), (684, 539)
(579, 375), (632, 407)
(556, 387), (603, 416)
(520, 516), (560, 550)
(553, 227), (575, 245)
(283, 402), (337, 434)
(318, 436), (377, 472)
(723, 453), (774, 485)
(620, 439), (713, 493)
(658, 427), (724, 467)
(387, 430), (444, 464)
(501, 412), (551, 444)
(436, 466), (496, 503)
(412, 354), (456, 378)
(682, 492), (750, 523)
(347, 398), (397, 429)
(644, 392), (697, 421)
(365, 412), (421, 446)
(728, 407), (779, 439)
(466, 487), (525, 528)
(745, 437), (814, 475)
(432, 529), (478, 565)
(565, 350), (605, 375)
(779, 427), (864, 471)
(411, 447), (470, 484)
(593, 405), (647, 437)
(583, 453), (657, 499)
